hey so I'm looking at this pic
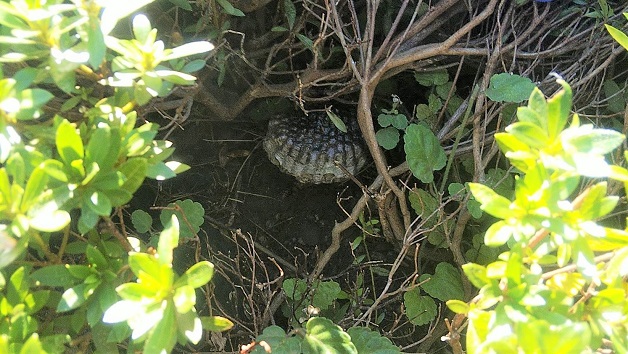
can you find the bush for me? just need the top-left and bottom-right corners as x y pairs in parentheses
(448, 79), (628, 353)
(0, 0), (231, 352)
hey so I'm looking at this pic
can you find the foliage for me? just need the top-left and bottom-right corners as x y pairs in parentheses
(247, 317), (398, 354)
(448, 80), (628, 353)
(0, 0), (231, 352)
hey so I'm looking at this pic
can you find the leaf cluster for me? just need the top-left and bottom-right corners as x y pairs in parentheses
(448, 79), (628, 353)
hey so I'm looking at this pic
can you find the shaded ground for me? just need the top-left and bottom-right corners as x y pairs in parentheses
(137, 108), (367, 276)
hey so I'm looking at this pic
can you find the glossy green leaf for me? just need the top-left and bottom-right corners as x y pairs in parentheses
(468, 183), (513, 220)
(128, 252), (161, 280)
(182, 59), (206, 73)
(115, 282), (158, 301)
(404, 123), (446, 183)
(144, 301), (177, 353)
(546, 79), (572, 140)
(506, 121), (549, 149)
(56, 120), (84, 166)
(83, 190), (112, 216)
(302, 317), (356, 354)
(58, 283), (96, 312)
(404, 288), (437, 326)
(158, 214), (179, 265)
(176, 307), (203, 343)
(606, 24), (628, 51)
(100, 0), (154, 35)
(446, 299), (470, 315)
(0, 230), (27, 269)
(86, 245), (108, 269)
(484, 220), (514, 246)
(20, 333), (44, 354)
(28, 188), (72, 232)
(173, 285), (195, 313)
(163, 41), (215, 61)
(85, 125), (111, 169)
(462, 263), (489, 289)
(78, 207), (99, 234)
(20, 166), (48, 211)
(31, 265), (75, 287)
(118, 158), (147, 195)
(200, 316), (234, 332)
(174, 261), (214, 289)
(562, 126), (624, 155)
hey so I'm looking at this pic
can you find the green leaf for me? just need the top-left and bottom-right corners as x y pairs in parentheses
(78, 207), (99, 233)
(31, 265), (76, 287)
(403, 288), (437, 326)
(168, 0), (192, 10)
(484, 220), (514, 247)
(21, 166), (48, 211)
(83, 190), (112, 216)
(284, 0), (296, 29)
(486, 73), (536, 103)
(174, 261), (214, 289)
(85, 125), (112, 170)
(311, 280), (341, 310)
(506, 121), (549, 149)
(296, 33), (313, 50)
(561, 125), (624, 155)
(419, 262), (464, 301)
(118, 158), (147, 195)
(176, 307), (203, 344)
(0, 231), (27, 269)
(20, 333), (44, 354)
(132, 14), (152, 44)
(132, 209), (153, 233)
(302, 317), (356, 354)
(182, 59), (206, 73)
(58, 283), (96, 312)
(144, 301), (177, 353)
(200, 316), (234, 332)
(159, 199), (204, 239)
(86, 245), (108, 269)
(146, 161), (177, 180)
(158, 215), (179, 265)
(408, 188), (439, 228)
(606, 24), (628, 51)
(56, 120), (84, 167)
(101, 0), (154, 35)
(546, 79), (572, 140)
(251, 325), (300, 354)
(602, 80), (626, 113)
(404, 124), (446, 183)
(28, 187), (72, 232)
(116, 282), (158, 300)
(87, 19), (106, 68)
(128, 252), (162, 281)
(215, 0), (245, 16)
(347, 327), (400, 354)
(414, 69), (449, 86)
(376, 127), (399, 150)
(446, 299), (470, 315)
(468, 183), (513, 220)
(173, 285), (195, 313)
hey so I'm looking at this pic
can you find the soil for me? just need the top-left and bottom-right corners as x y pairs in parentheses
(135, 109), (367, 277)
